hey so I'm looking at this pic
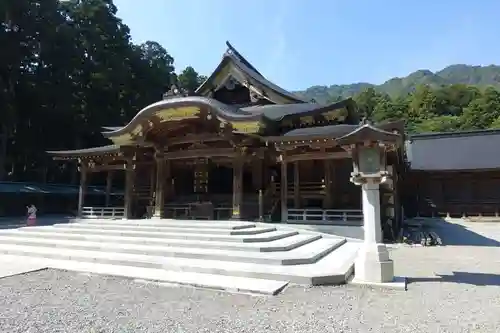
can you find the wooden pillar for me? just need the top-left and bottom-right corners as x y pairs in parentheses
(105, 171), (113, 207)
(165, 160), (171, 201)
(124, 161), (134, 219)
(330, 162), (336, 207)
(293, 161), (300, 208)
(77, 162), (88, 217)
(149, 162), (156, 203)
(258, 189), (264, 221)
(232, 157), (243, 219)
(324, 159), (333, 209)
(252, 159), (263, 190)
(152, 150), (165, 219)
(280, 157), (288, 221)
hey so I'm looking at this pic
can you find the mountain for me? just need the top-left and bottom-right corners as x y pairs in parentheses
(296, 64), (500, 104)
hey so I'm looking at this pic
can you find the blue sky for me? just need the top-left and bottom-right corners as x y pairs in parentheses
(114, 0), (500, 91)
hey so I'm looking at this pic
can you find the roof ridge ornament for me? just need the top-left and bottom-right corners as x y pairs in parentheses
(360, 116), (372, 125)
(163, 84), (188, 100)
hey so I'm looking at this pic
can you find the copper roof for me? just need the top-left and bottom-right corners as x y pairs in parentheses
(47, 145), (120, 157)
(196, 41), (309, 103)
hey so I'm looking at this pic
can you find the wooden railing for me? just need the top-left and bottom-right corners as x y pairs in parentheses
(82, 206), (125, 219)
(163, 204), (233, 220)
(275, 181), (325, 197)
(286, 208), (363, 226)
(133, 185), (151, 200)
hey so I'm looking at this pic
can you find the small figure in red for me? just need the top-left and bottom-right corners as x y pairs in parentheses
(26, 204), (37, 226)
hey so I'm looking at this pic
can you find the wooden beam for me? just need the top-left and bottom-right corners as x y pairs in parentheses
(276, 140), (338, 151)
(165, 133), (226, 146)
(284, 151), (349, 163)
(162, 148), (237, 160)
(88, 164), (126, 172)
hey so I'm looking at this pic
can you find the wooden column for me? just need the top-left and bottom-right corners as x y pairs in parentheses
(280, 157), (288, 221)
(330, 162), (336, 207)
(77, 162), (88, 217)
(105, 171), (113, 207)
(324, 159), (333, 208)
(258, 189), (264, 221)
(165, 160), (171, 201)
(149, 162), (156, 203)
(124, 161), (134, 219)
(293, 161), (300, 208)
(232, 157), (243, 219)
(152, 151), (165, 219)
(252, 159), (263, 190)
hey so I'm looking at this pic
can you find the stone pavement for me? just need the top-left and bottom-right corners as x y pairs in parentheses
(0, 256), (47, 279)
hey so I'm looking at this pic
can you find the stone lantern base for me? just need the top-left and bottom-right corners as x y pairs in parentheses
(354, 243), (394, 283)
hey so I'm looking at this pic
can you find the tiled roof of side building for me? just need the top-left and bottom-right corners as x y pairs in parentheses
(283, 124), (359, 137)
(407, 128), (500, 171)
(280, 119), (404, 137)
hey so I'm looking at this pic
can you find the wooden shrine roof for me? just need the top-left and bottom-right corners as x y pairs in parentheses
(267, 120), (404, 141)
(47, 96), (362, 159)
(407, 128), (500, 171)
(47, 145), (121, 159)
(196, 41), (309, 104)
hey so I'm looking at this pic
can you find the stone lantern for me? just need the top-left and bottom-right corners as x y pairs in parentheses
(337, 123), (401, 284)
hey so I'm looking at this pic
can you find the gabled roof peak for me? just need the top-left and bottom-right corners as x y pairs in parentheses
(196, 41), (309, 104)
(224, 41), (262, 76)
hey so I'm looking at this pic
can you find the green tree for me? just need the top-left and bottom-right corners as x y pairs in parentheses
(408, 85), (439, 120)
(354, 87), (382, 119)
(0, 0), (182, 183)
(461, 87), (500, 130)
(414, 115), (461, 133)
(177, 66), (205, 94)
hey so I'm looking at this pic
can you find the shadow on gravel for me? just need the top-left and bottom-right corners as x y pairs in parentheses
(409, 271), (500, 287)
(0, 216), (74, 230)
(431, 218), (500, 247)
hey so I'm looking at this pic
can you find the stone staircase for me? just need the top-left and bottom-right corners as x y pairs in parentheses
(0, 219), (360, 295)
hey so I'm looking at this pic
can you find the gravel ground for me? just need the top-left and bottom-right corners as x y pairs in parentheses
(1, 222), (499, 333)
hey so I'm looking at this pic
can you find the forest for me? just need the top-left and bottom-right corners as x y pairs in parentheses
(1, 0), (500, 185)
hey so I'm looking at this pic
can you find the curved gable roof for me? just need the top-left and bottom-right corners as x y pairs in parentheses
(196, 41), (309, 104)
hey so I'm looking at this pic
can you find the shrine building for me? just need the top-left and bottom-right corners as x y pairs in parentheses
(48, 42), (405, 239)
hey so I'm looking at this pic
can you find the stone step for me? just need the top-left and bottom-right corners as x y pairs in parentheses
(16, 227), (296, 243)
(0, 232), (321, 252)
(78, 219), (257, 230)
(0, 254), (288, 295)
(0, 237), (343, 265)
(51, 223), (276, 235)
(155, 241), (360, 285)
(0, 241), (359, 285)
